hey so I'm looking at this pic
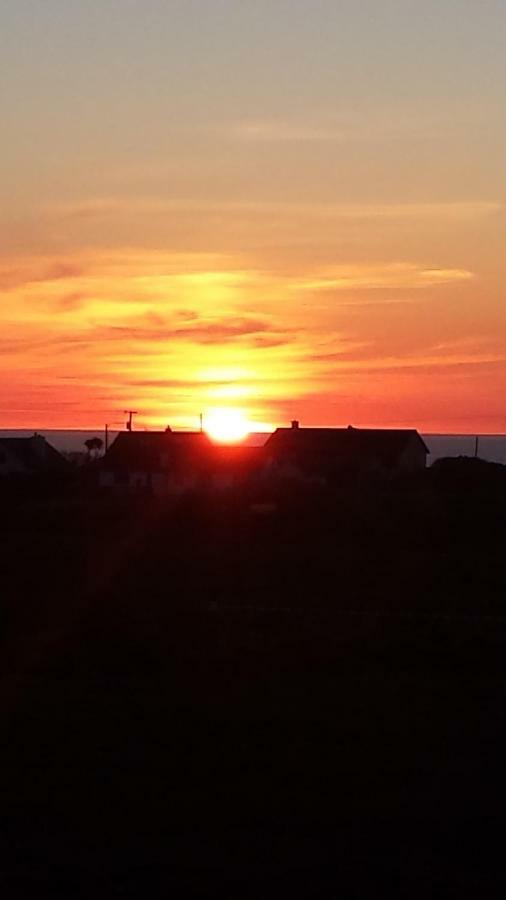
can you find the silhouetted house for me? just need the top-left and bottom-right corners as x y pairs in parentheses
(99, 431), (209, 494)
(0, 434), (68, 477)
(264, 422), (428, 483)
(100, 430), (263, 494)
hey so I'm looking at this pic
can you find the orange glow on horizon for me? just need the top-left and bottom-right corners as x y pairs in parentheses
(0, 241), (505, 435)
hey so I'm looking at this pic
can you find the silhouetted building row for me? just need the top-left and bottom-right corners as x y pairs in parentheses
(99, 422), (428, 495)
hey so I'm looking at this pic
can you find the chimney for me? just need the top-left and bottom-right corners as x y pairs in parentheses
(291, 420), (300, 430)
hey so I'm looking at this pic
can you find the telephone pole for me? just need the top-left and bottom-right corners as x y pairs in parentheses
(124, 410), (138, 431)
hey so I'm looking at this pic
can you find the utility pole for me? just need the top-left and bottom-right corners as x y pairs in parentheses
(474, 435), (479, 458)
(105, 424), (109, 453)
(124, 410), (138, 432)
(199, 412), (203, 433)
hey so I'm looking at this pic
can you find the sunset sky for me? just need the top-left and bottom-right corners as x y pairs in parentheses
(2, 0), (505, 432)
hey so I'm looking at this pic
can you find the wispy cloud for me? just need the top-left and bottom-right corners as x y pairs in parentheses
(228, 107), (494, 145)
(93, 315), (292, 346)
(231, 120), (350, 143)
(40, 196), (503, 225)
(291, 263), (473, 292)
(0, 260), (83, 291)
(303, 202), (501, 222)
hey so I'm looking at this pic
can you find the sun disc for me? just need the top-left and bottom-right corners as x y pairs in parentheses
(204, 408), (251, 443)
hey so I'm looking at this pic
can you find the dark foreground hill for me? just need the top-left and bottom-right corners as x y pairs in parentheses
(1, 463), (506, 897)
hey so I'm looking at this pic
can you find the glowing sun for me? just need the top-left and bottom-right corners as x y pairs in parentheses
(204, 408), (251, 443)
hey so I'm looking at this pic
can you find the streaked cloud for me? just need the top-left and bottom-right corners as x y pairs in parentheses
(231, 120), (352, 143)
(229, 113), (464, 144)
(91, 315), (291, 346)
(41, 196), (502, 225)
(291, 263), (473, 292)
(0, 246), (502, 430)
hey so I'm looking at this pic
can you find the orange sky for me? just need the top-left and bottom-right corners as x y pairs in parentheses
(2, 1), (506, 433)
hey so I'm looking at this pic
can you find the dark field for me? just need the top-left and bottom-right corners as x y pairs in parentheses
(2, 464), (506, 897)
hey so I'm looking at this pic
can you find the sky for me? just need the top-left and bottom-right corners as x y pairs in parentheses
(1, 0), (505, 433)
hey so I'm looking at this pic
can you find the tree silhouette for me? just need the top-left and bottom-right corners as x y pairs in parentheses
(84, 437), (104, 460)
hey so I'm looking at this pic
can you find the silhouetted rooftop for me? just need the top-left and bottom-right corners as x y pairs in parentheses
(0, 435), (67, 472)
(265, 427), (429, 466)
(104, 430), (212, 471)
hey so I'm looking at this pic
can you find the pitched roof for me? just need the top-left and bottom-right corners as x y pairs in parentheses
(265, 427), (428, 465)
(103, 431), (213, 472)
(0, 435), (67, 472)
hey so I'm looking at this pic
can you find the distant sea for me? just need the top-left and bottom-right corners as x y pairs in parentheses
(1, 429), (506, 465)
